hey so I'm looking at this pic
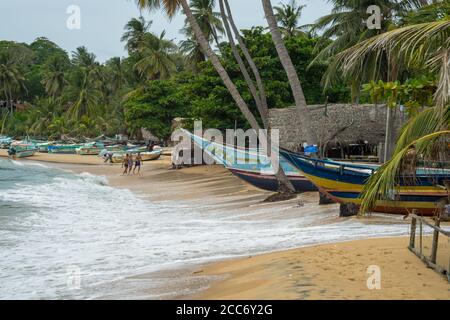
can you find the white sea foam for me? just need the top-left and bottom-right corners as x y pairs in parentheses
(0, 164), (412, 299)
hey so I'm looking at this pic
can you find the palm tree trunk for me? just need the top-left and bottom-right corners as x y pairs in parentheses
(180, 0), (295, 193)
(223, 0), (269, 123)
(219, 0), (267, 128)
(261, 0), (317, 146)
(180, 0), (260, 131)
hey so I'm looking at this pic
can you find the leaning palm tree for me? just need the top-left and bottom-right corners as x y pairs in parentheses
(273, 0), (307, 38)
(261, 0), (317, 145)
(332, 16), (450, 213)
(183, 0), (224, 48)
(135, 0), (297, 193)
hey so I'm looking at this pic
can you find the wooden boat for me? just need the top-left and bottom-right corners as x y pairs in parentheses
(280, 149), (450, 216)
(8, 143), (37, 158)
(36, 142), (55, 153)
(76, 142), (105, 155)
(0, 136), (12, 149)
(48, 144), (82, 154)
(186, 130), (317, 193)
(111, 150), (162, 163)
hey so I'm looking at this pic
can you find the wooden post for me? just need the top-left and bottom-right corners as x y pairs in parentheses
(419, 218), (423, 256)
(409, 216), (417, 250)
(431, 218), (441, 264)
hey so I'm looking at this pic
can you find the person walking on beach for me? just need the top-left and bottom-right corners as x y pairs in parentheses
(133, 153), (142, 175)
(122, 154), (130, 175)
(104, 151), (113, 164)
(128, 154), (133, 175)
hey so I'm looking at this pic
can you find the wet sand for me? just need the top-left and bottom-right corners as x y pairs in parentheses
(3, 150), (449, 299)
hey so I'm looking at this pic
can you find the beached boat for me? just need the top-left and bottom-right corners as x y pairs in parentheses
(111, 150), (162, 163)
(280, 149), (450, 216)
(0, 136), (12, 149)
(185, 130), (317, 193)
(48, 144), (82, 154)
(8, 143), (37, 158)
(36, 142), (54, 153)
(76, 142), (105, 155)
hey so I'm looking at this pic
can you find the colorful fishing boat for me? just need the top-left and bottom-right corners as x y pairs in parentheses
(185, 130), (317, 193)
(48, 144), (82, 154)
(76, 142), (105, 155)
(8, 142), (37, 158)
(280, 149), (450, 216)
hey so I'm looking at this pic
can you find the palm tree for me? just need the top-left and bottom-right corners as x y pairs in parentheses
(134, 31), (177, 80)
(72, 46), (97, 68)
(0, 51), (26, 114)
(121, 16), (153, 54)
(221, 0), (269, 124)
(106, 57), (128, 92)
(135, 0), (297, 193)
(179, 35), (206, 67)
(332, 12), (450, 213)
(41, 55), (68, 98)
(183, 0), (224, 48)
(273, 0), (307, 38)
(261, 0), (317, 145)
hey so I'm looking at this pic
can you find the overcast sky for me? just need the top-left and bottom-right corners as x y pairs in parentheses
(0, 0), (332, 62)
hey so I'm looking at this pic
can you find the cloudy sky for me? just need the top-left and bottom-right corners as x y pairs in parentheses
(0, 0), (332, 62)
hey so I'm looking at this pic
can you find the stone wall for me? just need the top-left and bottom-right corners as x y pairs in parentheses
(269, 104), (405, 152)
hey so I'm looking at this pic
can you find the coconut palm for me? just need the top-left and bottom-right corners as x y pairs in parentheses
(121, 16), (153, 54)
(135, 0), (297, 193)
(106, 57), (128, 92)
(179, 35), (205, 67)
(274, 0), (307, 38)
(41, 55), (69, 98)
(261, 0), (317, 145)
(183, 0), (224, 48)
(134, 31), (178, 80)
(331, 14), (450, 213)
(0, 51), (26, 113)
(72, 46), (97, 68)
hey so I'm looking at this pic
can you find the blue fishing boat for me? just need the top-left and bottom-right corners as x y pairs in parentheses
(280, 149), (450, 216)
(185, 130), (316, 193)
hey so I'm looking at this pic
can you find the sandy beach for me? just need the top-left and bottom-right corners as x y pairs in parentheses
(2, 150), (449, 300)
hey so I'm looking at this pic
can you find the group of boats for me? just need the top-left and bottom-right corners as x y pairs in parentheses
(185, 130), (450, 217)
(1, 136), (162, 162)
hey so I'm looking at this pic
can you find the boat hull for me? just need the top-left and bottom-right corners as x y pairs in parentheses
(230, 169), (317, 193)
(280, 150), (449, 216)
(77, 148), (101, 155)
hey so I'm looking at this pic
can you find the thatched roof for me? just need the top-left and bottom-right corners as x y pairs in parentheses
(269, 104), (405, 151)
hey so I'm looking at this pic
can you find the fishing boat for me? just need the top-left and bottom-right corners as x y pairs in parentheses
(36, 142), (54, 153)
(280, 149), (450, 216)
(8, 142), (37, 158)
(0, 136), (12, 149)
(48, 144), (82, 154)
(185, 130), (317, 193)
(76, 142), (105, 155)
(111, 149), (162, 163)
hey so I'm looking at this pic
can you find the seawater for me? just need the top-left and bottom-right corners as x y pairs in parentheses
(0, 159), (411, 299)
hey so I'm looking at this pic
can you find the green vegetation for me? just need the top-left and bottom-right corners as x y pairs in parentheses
(0, 1), (350, 142)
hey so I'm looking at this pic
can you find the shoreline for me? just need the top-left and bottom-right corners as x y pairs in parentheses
(2, 151), (449, 299)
